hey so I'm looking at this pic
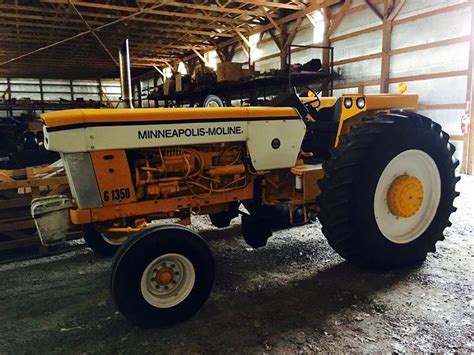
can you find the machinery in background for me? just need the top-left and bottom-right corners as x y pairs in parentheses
(144, 44), (335, 108)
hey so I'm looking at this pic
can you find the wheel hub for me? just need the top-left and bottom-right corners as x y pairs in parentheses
(141, 253), (195, 308)
(387, 175), (424, 218)
(156, 267), (174, 286)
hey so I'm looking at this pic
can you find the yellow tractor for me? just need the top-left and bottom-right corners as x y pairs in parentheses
(32, 90), (459, 327)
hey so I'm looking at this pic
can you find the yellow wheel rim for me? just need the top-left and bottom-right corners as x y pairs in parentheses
(387, 175), (424, 218)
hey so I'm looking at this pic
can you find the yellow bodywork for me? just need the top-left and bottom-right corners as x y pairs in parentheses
(41, 106), (299, 127)
(42, 93), (417, 134)
(43, 93), (419, 228)
(304, 93), (418, 145)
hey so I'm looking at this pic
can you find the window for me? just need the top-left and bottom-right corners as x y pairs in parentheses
(205, 50), (218, 70)
(249, 33), (262, 62)
(312, 10), (325, 44)
(177, 61), (188, 75)
(163, 67), (173, 79)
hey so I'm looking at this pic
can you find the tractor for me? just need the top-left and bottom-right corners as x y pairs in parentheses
(31, 90), (459, 327)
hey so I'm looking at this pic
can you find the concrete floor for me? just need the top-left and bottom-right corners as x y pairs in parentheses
(0, 175), (472, 353)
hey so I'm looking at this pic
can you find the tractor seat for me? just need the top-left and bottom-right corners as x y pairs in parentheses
(303, 98), (342, 161)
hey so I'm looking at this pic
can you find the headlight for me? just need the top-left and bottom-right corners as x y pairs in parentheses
(356, 97), (366, 109)
(344, 97), (353, 109)
(62, 152), (103, 209)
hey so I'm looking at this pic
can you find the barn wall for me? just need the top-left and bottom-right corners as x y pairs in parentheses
(330, 0), (471, 137)
(230, 0), (472, 164)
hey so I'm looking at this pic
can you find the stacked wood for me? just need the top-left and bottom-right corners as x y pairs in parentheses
(216, 62), (243, 82)
(0, 162), (78, 255)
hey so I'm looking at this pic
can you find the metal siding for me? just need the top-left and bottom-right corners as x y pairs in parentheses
(332, 7), (382, 37)
(333, 30), (383, 61)
(389, 42), (470, 77)
(364, 85), (381, 94)
(417, 109), (465, 134)
(333, 88), (358, 97)
(389, 76), (468, 105)
(292, 20), (317, 46)
(335, 58), (382, 83)
(391, 7), (471, 49)
(396, 0), (467, 20)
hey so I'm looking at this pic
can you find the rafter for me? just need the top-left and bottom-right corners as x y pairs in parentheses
(327, 0), (352, 37)
(68, 0), (118, 66)
(0, 0), (343, 79)
(259, 5), (282, 33)
(365, 0), (383, 20)
(236, 0), (303, 10)
(0, 1), (174, 67)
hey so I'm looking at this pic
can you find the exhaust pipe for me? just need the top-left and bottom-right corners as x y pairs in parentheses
(119, 39), (133, 108)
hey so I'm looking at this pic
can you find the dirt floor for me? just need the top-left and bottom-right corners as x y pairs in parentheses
(0, 175), (472, 353)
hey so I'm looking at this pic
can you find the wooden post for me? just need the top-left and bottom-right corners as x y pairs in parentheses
(467, 74), (474, 175)
(462, 4), (474, 175)
(136, 81), (143, 108)
(6, 77), (11, 100)
(97, 79), (103, 104)
(187, 58), (197, 78)
(225, 43), (236, 62)
(6, 77), (12, 117)
(381, 0), (393, 93)
(39, 78), (44, 112)
(322, 8), (332, 96)
(153, 76), (159, 107)
(69, 80), (74, 101)
(280, 46), (288, 70)
(271, 17), (303, 70)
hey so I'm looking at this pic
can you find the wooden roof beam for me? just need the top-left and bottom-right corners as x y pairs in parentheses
(387, 0), (406, 21)
(68, 0), (118, 66)
(364, 0), (383, 20)
(191, 47), (206, 63)
(0, 3), (234, 32)
(230, 24), (251, 47)
(39, 0), (255, 24)
(235, 0), (303, 11)
(0, 0), (176, 67)
(166, 1), (277, 18)
(258, 5), (282, 33)
(327, 0), (352, 37)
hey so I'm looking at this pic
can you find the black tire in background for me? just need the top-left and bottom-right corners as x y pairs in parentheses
(317, 111), (459, 269)
(209, 202), (240, 228)
(111, 224), (215, 328)
(82, 224), (125, 257)
(209, 212), (234, 228)
(202, 94), (224, 107)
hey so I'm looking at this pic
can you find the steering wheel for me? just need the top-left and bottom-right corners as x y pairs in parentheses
(305, 86), (321, 108)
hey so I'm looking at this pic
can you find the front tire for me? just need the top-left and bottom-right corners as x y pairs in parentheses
(111, 225), (215, 327)
(317, 111), (459, 269)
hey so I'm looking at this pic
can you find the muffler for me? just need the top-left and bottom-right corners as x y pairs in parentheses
(119, 39), (134, 108)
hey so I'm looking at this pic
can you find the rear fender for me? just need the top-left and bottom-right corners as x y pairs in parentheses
(335, 94), (418, 146)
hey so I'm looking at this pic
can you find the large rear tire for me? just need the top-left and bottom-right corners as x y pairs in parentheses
(317, 111), (459, 269)
(111, 224), (214, 327)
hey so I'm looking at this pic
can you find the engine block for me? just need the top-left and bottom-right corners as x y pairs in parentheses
(132, 143), (249, 201)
